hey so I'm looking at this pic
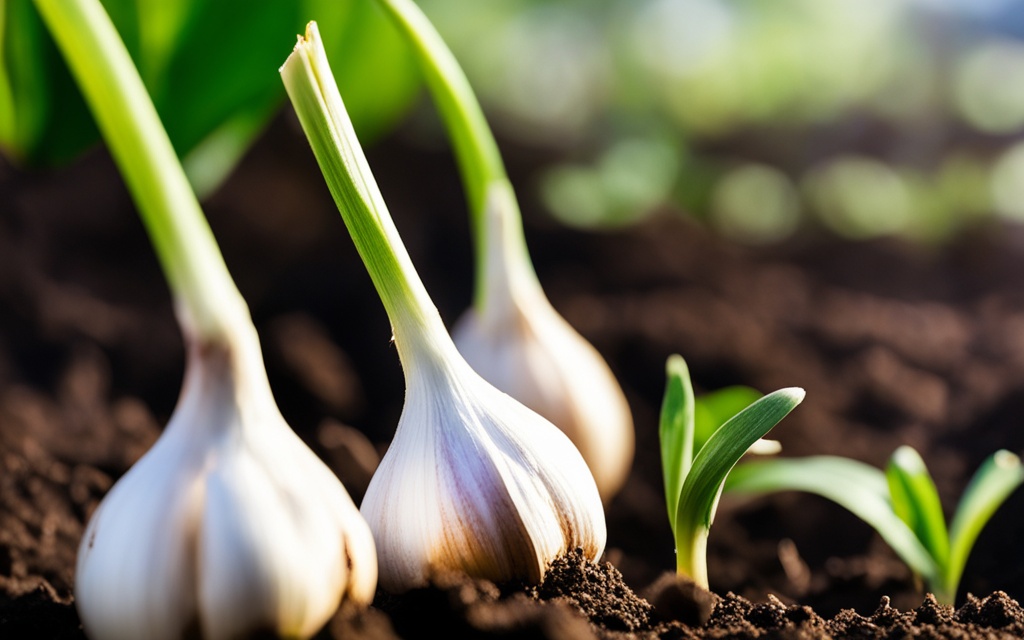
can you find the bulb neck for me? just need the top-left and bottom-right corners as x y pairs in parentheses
(390, 304), (469, 389)
(473, 181), (548, 328)
(173, 317), (278, 443)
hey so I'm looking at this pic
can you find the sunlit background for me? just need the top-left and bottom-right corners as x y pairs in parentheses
(5, 0), (1024, 244)
(419, 0), (1024, 243)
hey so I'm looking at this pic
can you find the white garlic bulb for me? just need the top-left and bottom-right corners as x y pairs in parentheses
(452, 184), (635, 501)
(75, 324), (377, 640)
(360, 326), (607, 592)
(280, 21), (606, 597)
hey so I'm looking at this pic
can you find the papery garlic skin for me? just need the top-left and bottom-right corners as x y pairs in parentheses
(75, 325), (376, 640)
(360, 338), (606, 593)
(452, 184), (634, 501)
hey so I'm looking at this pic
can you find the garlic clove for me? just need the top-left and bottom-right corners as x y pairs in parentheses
(361, 351), (607, 592)
(75, 333), (376, 640)
(453, 185), (634, 501)
(75, 437), (205, 640)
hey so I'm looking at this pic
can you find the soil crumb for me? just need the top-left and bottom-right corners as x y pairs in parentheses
(530, 547), (654, 632)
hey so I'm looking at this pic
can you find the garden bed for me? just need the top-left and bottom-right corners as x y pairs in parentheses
(3, 115), (1024, 638)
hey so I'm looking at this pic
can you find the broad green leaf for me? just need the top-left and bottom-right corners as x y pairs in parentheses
(183, 105), (277, 200)
(319, 0), (421, 144)
(693, 385), (763, 452)
(726, 456), (941, 586)
(34, 0), (246, 341)
(659, 354), (695, 538)
(885, 446), (949, 574)
(1, 0), (54, 159)
(945, 450), (1024, 600)
(3, 0), (420, 195)
(675, 387), (804, 586)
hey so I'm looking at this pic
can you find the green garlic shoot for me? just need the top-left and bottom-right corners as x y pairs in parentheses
(726, 445), (1024, 604)
(373, 0), (634, 501)
(280, 22), (606, 593)
(36, 1), (377, 638)
(660, 354), (804, 589)
(692, 384), (782, 456)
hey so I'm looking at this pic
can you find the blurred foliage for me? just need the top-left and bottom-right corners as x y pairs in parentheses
(0, 0), (420, 197)
(416, 0), (1024, 243)
(9, 0), (1024, 243)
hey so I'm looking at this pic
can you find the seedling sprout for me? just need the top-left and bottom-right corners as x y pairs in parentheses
(659, 354), (804, 588)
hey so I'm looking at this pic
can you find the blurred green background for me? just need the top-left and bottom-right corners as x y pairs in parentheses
(5, 0), (1024, 244)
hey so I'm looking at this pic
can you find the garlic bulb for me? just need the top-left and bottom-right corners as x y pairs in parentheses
(360, 324), (607, 592)
(75, 323), (377, 640)
(452, 184), (634, 500)
(32, 2), (376, 636)
(280, 23), (607, 595)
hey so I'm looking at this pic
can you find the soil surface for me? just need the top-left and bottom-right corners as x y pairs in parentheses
(4, 113), (1024, 638)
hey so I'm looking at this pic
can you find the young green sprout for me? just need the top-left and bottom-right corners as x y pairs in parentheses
(372, 0), (634, 501)
(660, 355), (804, 589)
(281, 22), (605, 593)
(36, 1), (377, 638)
(725, 444), (1024, 604)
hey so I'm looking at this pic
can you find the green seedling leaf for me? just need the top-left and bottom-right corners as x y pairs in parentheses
(726, 456), (941, 586)
(945, 450), (1024, 600)
(675, 386), (804, 586)
(694, 385), (772, 454)
(886, 446), (950, 575)
(659, 354), (695, 537)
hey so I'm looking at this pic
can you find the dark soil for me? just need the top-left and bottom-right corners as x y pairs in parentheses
(4, 112), (1024, 638)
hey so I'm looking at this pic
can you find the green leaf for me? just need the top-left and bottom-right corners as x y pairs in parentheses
(726, 456), (941, 586)
(316, 0), (420, 144)
(675, 386), (804, 587)
(4, 0), (420, 194)
(693, 385), (763, 452)
(34, 0), (246, 342)
(945, 450), (1024, 601)
(885, 446), (949, 575)
(659, 354), (695, 538)
(1, 0), (46, 157)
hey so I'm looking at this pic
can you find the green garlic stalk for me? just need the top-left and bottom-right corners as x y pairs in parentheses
(34, 1), (377, 638)
(281, 22), (606, 593)
(373, 0), (634, 501)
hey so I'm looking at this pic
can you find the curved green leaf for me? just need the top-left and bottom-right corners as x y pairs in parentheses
(675, 387), (804, 586)
(886, 446), (949, 574)
(726, 456), (941, 586)
(659, 354), (695, 538)
(693, 385), (763, 452)
(946, 450), (1024, 600)
(4, 0), (420, 194)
